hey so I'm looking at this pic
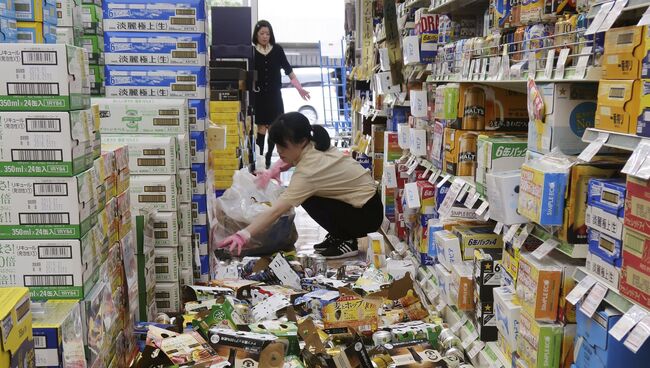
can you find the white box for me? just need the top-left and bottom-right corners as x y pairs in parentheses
(0, 44), (90, 111)
(402, 35), (421, 65)
(435, 230), (463, 271)
(178, 168), (192, 203)
(93, 98), (190, 135)
(102, 134), (178, 175)
(130, 175), (178, 212)
(585, 252), (621, 289)
(0, 170), (97, 240)
(154, 282), (181, 314)
(177, 133), (191, 168)
(486, 170), (529, 225)
(57, 0), (83, 29)
(102, 0), (207, 33)
(154, 247), (180, 282)
(585, 205), (624, 240)
(493, 286), (520, 353)
(150, 211), (180, 248)
(104, 32), (208, 66)
(434, 263), (453, 306)
(179, 238), (193, 269)
(0, 110), (94, 176)
(180, 267), (193, 286)
(104, 65), (207, 99)
(179, 202), (192, 236)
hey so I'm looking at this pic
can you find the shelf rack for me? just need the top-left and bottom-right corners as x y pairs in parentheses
(582, 128), (648, 152)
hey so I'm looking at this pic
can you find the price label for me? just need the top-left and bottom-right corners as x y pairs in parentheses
(498, 47), (510, 80)
(610, 306), (649, 341)
(489, 56), (501, 80)
(468, 59), (477, 80)
(466, 193), (481, 208)
(494, 222), (504, 234)
(464, 187), (477, 207)
(573, 46), (592, 80)
(457, 184), (470, 202)
(586, 1), (614, 35)
(404, 182), (421, 209)
(566, 275), (597, 305)
(437, 174), (452, 188)
(624, 315), (650, 353)
(532, 239), (560, 260)
(622, 141), (650, 180)
(503, 224), (521, 243)
(439, 180), (464, 217)
(462, 330), (479, 349)
(598, 0), (629, 33)
(429, 169), (442, 184)
(580, 283), (608, 317)
(468, 341), (486, 359)
(578, 132), (609, 162)
(475, 201), (489, 216)
(410, 90), (428, 118)
(384, 164), (398, 188)
(554, 48), (570, 79)
(544, 49), (555, 79)
(528, 52), (537, 77)
(480, 58), (488, 80)
(638, 6), (650, 26)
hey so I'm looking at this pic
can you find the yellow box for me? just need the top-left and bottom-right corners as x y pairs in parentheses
(0, 288), (34, 368)
(214, 179), (234, 189)
(210, 100), (241, 113)
(603, 25), (648, 80)
(515, 253), (562, 322)
(517, 310), (563, 368)
(207, 125), (226, 151)
(213, 168), (236, 181)
(211, 157), (240, 170)
(595, 79), (642, 134)
(210, 112), (239, 123)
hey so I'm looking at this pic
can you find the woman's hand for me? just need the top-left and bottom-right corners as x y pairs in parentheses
(254, 159), (292, 189)
(217, 230), (251, 255)
(298, 88), (311, 101)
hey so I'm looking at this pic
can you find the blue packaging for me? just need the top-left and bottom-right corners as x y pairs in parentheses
(105, 65), (207, 99)
(0, 0), (14, 18)
(15, 0), (56, 23)
(356, 154), (371, 169)
(188, 98), (207, 131)
(102, 0), (207, 33)
(43, 21), (55, 43)
(191, 193), (207, 226)
(587, 178), (626, 218)
(587, 228), (622, 267)
(199, 254), (209, 275)
(389, 106), (410, 132)
(190, 163), (206, 195)
(215, 189), (225, 198)
(190, 130), (206, 164)
(193, 224), (207, 248)
(0, 16), (17, 43)
(105, 32), (207, 66)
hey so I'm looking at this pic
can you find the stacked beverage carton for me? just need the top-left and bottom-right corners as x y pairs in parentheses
(15, 0), (56, 43)
(82, 0), (105, 96)
(0, 0), (17, 43)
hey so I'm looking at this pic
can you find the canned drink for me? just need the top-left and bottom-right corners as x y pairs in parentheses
(462, 86), (486, 130)
(438, 328), (463, 350)
(297, 253), (310, 270)
(309, 254), (327, 276)
(373, 331), (393, 346)
(391, 328), (417, 342)
(457, 132), (478, 177)
(444, 346), (465, 363)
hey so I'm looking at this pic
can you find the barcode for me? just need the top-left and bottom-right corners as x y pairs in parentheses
(176, 42), (197, 49)
(156, 265), (169, 274)
(38, 246), (72, 259)
(156, 300), (171, 308)
(175, 9), (196, 16)
(138, 158), (166, 167)
(15, 3), (30, 11)
(172, 51), (197, 59)
(33, 183), (68, 196)
(17, 33), (33, 41)
(172, 84), (196, 92)
(139, 195), (166, 203)
(19, 213), (70, 225)
(21, 51), (57, 65)
(26, 118), (61, 132)
(171, 17), (195, 25)
(617, 33), (633, 45)
(143, 149), (165, 156)
(176, 75), (196, 82)
(153, 118), (180, 126)
(34, 335), (47, 349)
(7, 83), (59, 96)
(144, 185), (166, 192)
(11, 149), (63, 162)
(24, 274), (73, 286)
(153, 222), (168, 229)
(609, 87), (625, 99)
(154, 230), (169, 239)
(158, 109), (180, 116)
(16, 298), (30, 323)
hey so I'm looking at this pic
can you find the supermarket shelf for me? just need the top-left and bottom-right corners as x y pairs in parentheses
(582, 128), (647, 152)
(587, 0), (650, 18)
(404, 0), (431, 9)
(572, 267), (645, 314)
(429, 0), (488, 15)
(530, 226), (589, 259)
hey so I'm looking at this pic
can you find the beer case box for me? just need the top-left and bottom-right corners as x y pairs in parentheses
(81, 280), (117, 367)
(94, 97), (190, 135)
(101, 144), (130, 195)
(588, 228), (622, 267)
(56, 0), (83, 29)
(180, 266), (192, 285)
(102, 134), (178, 175)
(16, 20), (56, 43)
(595, 79), (644, 135)
(189, 99), (207, 131)
(191, 194), (207, 226)
(443, 128), (508, 178)
(155, 282), (181, 314)
(434, 83), (459, 121)
(485, 170), (530, 225)
(587, 178), (626, 218)
(0, 288), (34, 368)
(620, 248), (650, 310)
(81, 34), (104, 64)
(177, 133), (191, 168)
(454, 84), (528, 131)
(549, 251), (583, 325)
(178, 168), (191, 203)
(476, 135), (527, 192)
(473, 249), (503, 301)
(434, 263), (454, 306)
(190, 130), (206, 164)
(154, 247), (180, 283)
(417, 180), (436, 215)
(517, 160), (569, 226)
(116, 190), (132, 240)
(31, 300), (86, 368)
(452, 225), (504, 260)
(99, 198), (119, 245)
(0, 16), (17, 43)
(0, 44), (90, 111)
(179, 235), (192, 269)
(102, 0), (207, 33)
(515, 253), (562, 322)
(150, 211), (180, 248)
(516, 311), (563, 368)
(493, 286), (520, 353)
(0, 0), (14, 18)
(209, 100), (240, 113)
(194, 224), (207, 253)
(602, 25), (650, 80)
(434, 230), (463, 272)
(474, 299), (498, 342)
(130, 174), (179, 212)
(178, 202), (192, 236)
(450, 262), (474, 311)
(585, 205), (624, 241)
(89, 64), (105, 85)
(585, 251), (621, 290)
(528, 83), (597, 155)
(104, 65), (208, 99)
(81, 4), (102, 34)
(14, 0), (56, 23)
(104, 32), (208, 66)
(624, 176), (650, 236)
(55, 26), (83, 47)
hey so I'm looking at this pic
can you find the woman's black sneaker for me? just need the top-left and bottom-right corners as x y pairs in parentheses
(320, 239), (358, 259)
(314, 234), (337, 253)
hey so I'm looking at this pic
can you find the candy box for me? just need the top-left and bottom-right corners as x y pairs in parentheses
(0, 288), (34, 368)
(517, 311), (563, 368)
(31, 300), (85, 368)
(587, 178), (626, 217)
(515, 253), (562, 322)
(102, 0), (207, 33)
(103, 134), (178, 175)
(105, 32), (207, 66)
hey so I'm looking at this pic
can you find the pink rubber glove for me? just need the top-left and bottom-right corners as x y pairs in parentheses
(291, 78), (310, 101)
(255, 159), (292, 189)
(217, 229), (251, 255)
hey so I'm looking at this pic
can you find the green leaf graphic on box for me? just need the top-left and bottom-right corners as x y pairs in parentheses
(122, 109), (143, 130)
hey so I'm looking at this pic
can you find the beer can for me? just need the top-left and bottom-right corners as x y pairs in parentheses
(373, 331), (392, 346)
(297, 253), (310, 270)
(438, 328), (462, 350)
(309, 254), (327, 276)
(462, 87), (486, 130)
(458, 132), (478, 177)
(444, 346), (466, 364)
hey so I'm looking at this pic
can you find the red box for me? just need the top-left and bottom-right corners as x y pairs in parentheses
(397, 213), (407, 240)
(620, 260), (650, 310)
(625, 176), (650, 236)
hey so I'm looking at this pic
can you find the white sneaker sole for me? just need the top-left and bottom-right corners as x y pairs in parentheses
(322, 250), (358, 259)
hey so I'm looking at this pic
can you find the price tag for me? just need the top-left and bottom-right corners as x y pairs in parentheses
(468, 341), (486, 359)
(624, 315), (650, 353)
(466, 193), (481, 208)
(489, 56), (501, 80)
(384, 164), (398, 188)
(578, 132), (609, 162)
(464, 187), (477, 207)
(622, 141), (650, 180)
(481, 58), (488, 80)
(532, 239), (560, 260)
(638, 6), (650, 26)
(475, 201), (489, 216)
(511, 62), (525, 79)
(528, 52), (537, 78)
(410, 90), (428, 118)
(462, 330), (479, 349)
(468, 59), (477, 80)
(586, 1), (614, 35)
(404, 182), (421, 209)
(429, 169), (442, 184)
(436, 301), (447, 312)
(439, 180), (464, 217)
(482, 209), (491, 222)
(503, 224), (521, 243)
(544, 49), (555, 79)
(573, 46), (592, 80)
(410, 129), (428, 156)
(494, 222), (504, 234)
(580, 283), (608, 317)
(457, 184), (470, 202)
(451, 315), (468, 333)
(611, 306), (649, 341)
(513, 224), (533, 249)
(406, 159), (419, 175)
(398, 124), (410, 149)
(437, 174), (452, 188)
(566, 275), (597, 305)
(554, 48), (570, 79)
(498, 47), (510, 80)
(598, 0), (629, 33)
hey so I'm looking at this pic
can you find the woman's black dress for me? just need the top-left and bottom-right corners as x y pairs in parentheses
(254, 44), (293, 125)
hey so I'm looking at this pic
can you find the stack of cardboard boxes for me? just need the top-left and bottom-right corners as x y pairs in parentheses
(15, 0), (56, 43)
(82, 1), (104, 96)
(0, 0), (17, 43)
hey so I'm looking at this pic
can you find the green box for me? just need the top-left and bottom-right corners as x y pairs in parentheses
(82, 34), (105, 64)
(476, 134), (527, 196)
(82, 4), (103, 35)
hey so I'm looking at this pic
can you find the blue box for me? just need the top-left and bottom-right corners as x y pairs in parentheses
(190, 130), (206, 164)
(104, 32), (207, 66)
(16, 20), (56, 43)
(188, 98), (207, 131)
(587, 178), (626, 218)
(102, 0), (206, 33)
(420, 253), (435, 266)
(215, 189), (225, 198)
(587, 228), (622, 267)
(105, 65), (207, 99)
(190, 163), (205, 195)
(389, 106), (409, 132)
(15, 0), (56, 23)
(191, 193), (207, 226)
(193, 224), (207, 244)
(199, 254), (209, 275)
(0, 16), (17, 43)
(575, 302), (650, 368)
(0, 0), (15, 18)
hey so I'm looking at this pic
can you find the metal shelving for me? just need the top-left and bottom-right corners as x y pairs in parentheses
(572, 267), (642, 314)
(582, 128), (648, 152)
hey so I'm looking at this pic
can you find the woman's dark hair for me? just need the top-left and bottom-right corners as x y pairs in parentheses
(252, 20), (276, 45)
(269, 112), (331, 151)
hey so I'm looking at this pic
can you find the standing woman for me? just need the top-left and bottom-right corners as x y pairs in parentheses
(253, 20), (310, 169)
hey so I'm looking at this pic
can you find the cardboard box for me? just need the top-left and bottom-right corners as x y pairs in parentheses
(475, 299), (498, 342)
(443, 128), (509, 178)
(15, 0), (56, 23)
(81, 280), (117, 367)
(493, 286), (520, 353)
(528, 83), (597, 155)
(585, 251), (621, 290)
(0, 16), (17, 43)
(150, 211), (179, 248)
(94, 98), (190, 134)
(104, 32), (207, 66)
(209, 100), (240, 113)
(101, 144), (130, 195)
(102, 0), (207, 33)
(81, 34), (104, 64)
(450, 262), (474, 311)
(189, 99), (207, 131)
(0, 0), (15, 18)
(518, 160), (569, 226)
(473, 249), (502, 301)
(130, 174), (178, 212)
(154, 247), (180, 282)
(31, 300), (86, 368)
(208, 328), (285, 368)
(588, 178), (626, 217)
(190, 130), (206, 164)
(454, 83), (528, 131)
(434, 230), (462, 271)
(602, 25), (649, 80)
(16, 20), (56, 43)
(54, 26), (82, 48)
(0, 44), (90, 111)
(179, 202), (192, 236)
(517, 311), (563, 368)
(476, 134), (527, 194)
(0, 288), (34, 368)
(0, 171), (97, 239)
(595, 79), (645, 135)
(515, 253), (562, 322)
(104, 65), (207, 99)
(625, 176), (650, 236)
(178, 168), (191, 202)
(485, 170), (529, 225)
(176, 133), (191, 168)
(585, 205), (624, 241)
(102, 134), (178, 175)
(434, 83), (459, 121)
(189, 164), (206, 195)
(588, 228), (622, 267)
(81, 4), (102, 34)
(56, 0), (83, 29)
(191, 194), (207, 226)
(453, 225), (503, 260)
(550, 251), (583, 325)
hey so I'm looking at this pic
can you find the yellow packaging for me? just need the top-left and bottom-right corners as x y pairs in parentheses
(0, 288), (34, 368)
(322, 293), (379, 333)
(210, 112), (239, 124)
(450, 263), (474, 311)
(602, 25), (648, 80)
(210, 148), (239, 159)
(206, 125), (226, 150)
(210, 100), (240, 113)
(502, 245), (521, 284)
(211, 157), (240, 171)
(444, 128), (510, 178)
(595, 79), (643, 134)
(515, 253), (562, 322)
(213, 169), (236, 181)
(214, 180), (233, 190)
